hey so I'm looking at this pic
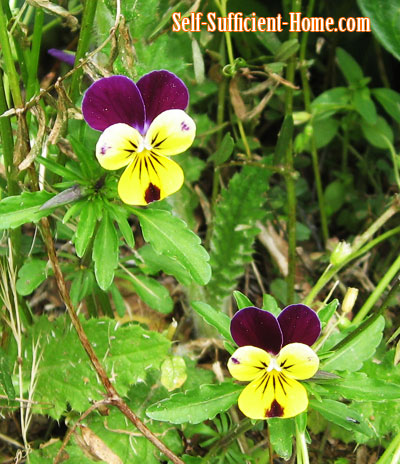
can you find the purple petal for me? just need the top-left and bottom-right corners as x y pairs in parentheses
(231, 307), (283, 355)
(137, 70), (189, 130)
(277, 304), (321, 347)
(82, 76), (145, 132)
(48, 48), (75, 67)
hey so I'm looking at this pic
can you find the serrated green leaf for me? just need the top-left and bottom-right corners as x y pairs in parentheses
(92, 211), (119, 290)
(310, 399), (373, 438)
(372, 88), (400, 124)
(146, 381), (242, 424)
(74, 202), (97, 258)
(208, 132), (235, 165)
(206, 166), (271, 306)
(0, 191), (55, 229)
(268, 418), (294, 459)
(138, 244), (191, 285)
(27, 317), (170, 419)
(133, 208), (211, 285)
(16, 259), (48, 296)
(321, 372), (400, 402)
(322, 316), (384, 372)
(121, 272), (173, 314)
(233, 291), (254, 309)
(357, 0), (400, 61)
(191, 301), (233, 342)
(336, 48), (364, 84)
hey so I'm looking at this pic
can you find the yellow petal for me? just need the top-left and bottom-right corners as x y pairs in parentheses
(228, 346), (271, 382)
(145, 109), (196, 157)
(96, 123), (142, 170)
(238, 371), (309, 419)
(277, 343), (319, 380)
(117, 151), (184, 205)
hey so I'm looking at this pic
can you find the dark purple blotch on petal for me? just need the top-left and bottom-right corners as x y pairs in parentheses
(230, 306), (283, 355)
(145, 183), (161, 203)
(231, 357), (240, 365)
(265, 400), (284, 418)
(82, 75), (145, 132)
(277, 304), (321, 348)
(48, 48), (75, 67)
(137, 70), (189, 130)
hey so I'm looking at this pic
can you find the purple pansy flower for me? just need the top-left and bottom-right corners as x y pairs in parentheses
(48, 48), (75, 67)
(228, 304), (321, 419)
(81, 70), (196, 205)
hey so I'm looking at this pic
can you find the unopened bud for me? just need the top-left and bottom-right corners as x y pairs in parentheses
(342, 287), (358, 314)
(330, 241), (352, 266)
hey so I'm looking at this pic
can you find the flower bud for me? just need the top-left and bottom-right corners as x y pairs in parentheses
(330, 241), (352, 266)
(342, 287), (359, 314)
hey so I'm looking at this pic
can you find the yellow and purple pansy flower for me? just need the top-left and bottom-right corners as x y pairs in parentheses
(82, 71), (196, 205)
(228, 304), (321, 419)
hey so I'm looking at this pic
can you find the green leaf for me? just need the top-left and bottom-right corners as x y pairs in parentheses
(268, 418), (295, 459)
(191, 301), (233, 342)
(92, 211), (119, 290)
(0, 191), (55, 229)
(74, 202), (97, 258)
(361, 115), (394, 149)
(146, 381), (242, 424)
(208, 132), (235, 165)
(69, 269), (95, 305)
(321, 372), (400, 401)
(133, 208), (211, 285)
(353, 88), (377, 124)
(206, 165), (271, 306)
(36, 155), (84, 181)
(68, 134), (102, 178)
(318, 299), (339, 326)
(138, 244), (191, 285)
(357, 0), (400, 61)
(262, 294), (280, 316)
(274, 38), (299, 62)
(107, 203), (135, 248)
(310, 399), (373, 438)
(311, 87), (350, 115)
(0, 348), (15, 400)
(109, 283), (127, 317)
(321, 316), (385, 372)
(121, 272), (173, 314)
(233, 291), (254, 309)
(27, 317), (170, 419)
(16, 259), (48, 296)
(313, 117), (339, 149)
(324, 180), (347, 217)
(372, 88), (400, 123)
(336, 48), (364, 84)
(161, 356), (187, 391)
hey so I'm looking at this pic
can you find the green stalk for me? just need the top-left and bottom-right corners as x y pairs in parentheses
(284, 0), (301, 304)
(375, 430), (400, 464)
(352, 253), (400, 324)
(0, 0), (23, 108)
(70, 0), (99, 102)
(299, 0), (328, 244)
(26, 7), (44, 101)
(304, 202), (399, 306)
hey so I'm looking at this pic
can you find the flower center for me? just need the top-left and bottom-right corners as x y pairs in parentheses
(136, 136), (153, 153)
(267, 357), (282, 373)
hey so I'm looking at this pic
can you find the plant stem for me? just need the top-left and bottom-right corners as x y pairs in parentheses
(70, 0), (99, 102)
(295, 422), (309, 464)
(304, 200), (399, 305)
(299, 0), (328, 245)
(352, 253), (400, 324)
(39, 217), (185, 464)
(0, 0), (23, 108)
(284, 0), (301, 304)
(26, 7), (44, 101)
(375, 430), (400, 464)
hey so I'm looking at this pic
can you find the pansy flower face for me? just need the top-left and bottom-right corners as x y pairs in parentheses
(82, 71), (196, 205)
(228, 304), (321, 419)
